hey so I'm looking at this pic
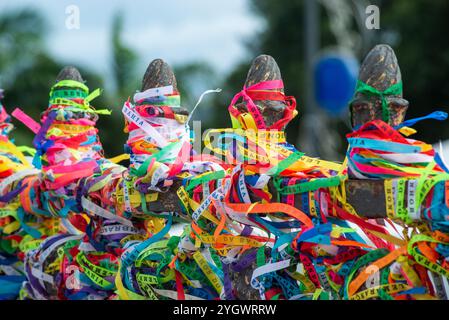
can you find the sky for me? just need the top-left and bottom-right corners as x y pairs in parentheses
(0, 0), (263, 84)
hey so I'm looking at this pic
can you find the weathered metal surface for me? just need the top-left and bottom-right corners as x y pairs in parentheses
(350, 44), (409, 128)
(56, 66), (84, 83)
(235, 54), (288, 129)
(148, 180), (184, 213)
(346, 44), (409, 204)
(142, 58), (178, 92)
(346, 179), (386, 218)
(141, 58), (188, 117)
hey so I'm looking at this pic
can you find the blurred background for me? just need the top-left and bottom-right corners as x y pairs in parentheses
(0, 0), (448, 161)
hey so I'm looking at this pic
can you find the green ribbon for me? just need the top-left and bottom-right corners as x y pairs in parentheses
(273, 175), (343, 195)
(185, 170), (225, 191)
(50, 89), (88, 100)
(50, 80), (89, 95)
(353, 80), (403, 124)
(130, 140), (183, 177)
(265, 151), (305, 176)
(152, 96), (181, 107)
(48, 80), (111, 115)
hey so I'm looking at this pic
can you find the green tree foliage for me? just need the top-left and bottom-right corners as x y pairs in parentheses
(380, 0), (449, 144)
(111, 13), (139, 100)
(0, 10), (131, 158)
(99, 13), (141, 158)
(0, 9), (63, 148)
(0, 9), (46, 86)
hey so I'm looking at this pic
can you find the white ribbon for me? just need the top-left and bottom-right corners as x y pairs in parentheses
(122, 102), (168, 147)
(81, 196), (133, 227)
(133, 85), (173, 103)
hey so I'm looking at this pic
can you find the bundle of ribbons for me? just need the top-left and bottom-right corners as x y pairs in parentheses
(0, 89), (32, 299)
(1, 76), (449, 301)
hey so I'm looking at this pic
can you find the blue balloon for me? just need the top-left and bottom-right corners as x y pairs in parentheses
(314, 53), (359, 116)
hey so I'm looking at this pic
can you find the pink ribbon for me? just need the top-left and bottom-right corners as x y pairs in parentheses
(228, 80), (284, 130)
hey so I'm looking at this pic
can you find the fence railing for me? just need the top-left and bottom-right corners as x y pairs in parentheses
(0, 44), (448, 300)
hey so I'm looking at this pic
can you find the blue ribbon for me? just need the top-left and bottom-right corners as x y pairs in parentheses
(395, 111), (448, 129)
